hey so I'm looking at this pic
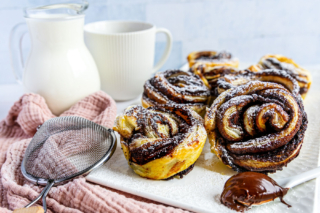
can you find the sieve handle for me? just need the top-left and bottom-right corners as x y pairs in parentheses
(12, 206), (44, 213)
(41, 180), (55, 212)
(13, 180), (54, 213)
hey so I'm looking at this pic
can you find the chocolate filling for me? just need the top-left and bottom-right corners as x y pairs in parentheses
(221, 172), (290, 212)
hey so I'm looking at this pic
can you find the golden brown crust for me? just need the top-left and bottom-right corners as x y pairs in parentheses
(142, 70), (211, 117)
(204, 81), (307, 173)
(187, 51), (239, 68)
(247, 54), (312, 99)
(113, 104), (207, 180)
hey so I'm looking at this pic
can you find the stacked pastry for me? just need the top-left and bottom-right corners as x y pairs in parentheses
(114, 50), (310, 179)
(247, 54), (312, 99)
(188, 52), (312, 100)
(198, 53), (309, 173)
(188, 51), (242, 97)
(190, 64), (242, 94)
(187, 50), (239, 68)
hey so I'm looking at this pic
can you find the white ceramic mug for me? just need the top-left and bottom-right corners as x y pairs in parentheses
(84, 21), (172, 101)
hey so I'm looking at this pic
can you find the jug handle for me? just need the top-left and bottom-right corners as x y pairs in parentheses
(10, 22), (28, 85)
(153, 28), (173, 73)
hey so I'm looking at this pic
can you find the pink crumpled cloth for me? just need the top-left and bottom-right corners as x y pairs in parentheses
(0, 92), (188, 213)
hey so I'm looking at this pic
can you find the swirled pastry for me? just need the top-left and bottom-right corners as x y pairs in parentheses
(205, 81), (308, 173)
(215, 69), (300, 98)
(247, 54), (312, 99)
(187, 51), (239, 68)
(113, 105), (207, 180)
(190, 63), (243, 93)
(142, 70), (211, 117)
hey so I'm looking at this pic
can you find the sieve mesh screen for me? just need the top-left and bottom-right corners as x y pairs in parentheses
(24, 116), (113, 180)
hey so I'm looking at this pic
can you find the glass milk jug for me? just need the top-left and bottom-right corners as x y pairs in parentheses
(10, 1), (100, 115)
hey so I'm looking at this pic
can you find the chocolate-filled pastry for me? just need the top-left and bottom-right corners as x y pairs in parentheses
(204, 81), (308, 173)
(190, 63), (243, 94)
(247, 54), (312, 99)
(215, 69), (300, 98)
(113, 105), (207, 180)
(187, 50), (239, 68)
(142, 70), (211, 117)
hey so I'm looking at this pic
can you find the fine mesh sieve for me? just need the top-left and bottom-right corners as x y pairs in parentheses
(17, 116), (116, 213)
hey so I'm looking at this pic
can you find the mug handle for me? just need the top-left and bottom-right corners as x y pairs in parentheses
(153, 28), (173, 73)
(9, 23), (28, 85)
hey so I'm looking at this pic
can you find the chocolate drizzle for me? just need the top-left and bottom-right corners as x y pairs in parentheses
(221, 172), (291, 212)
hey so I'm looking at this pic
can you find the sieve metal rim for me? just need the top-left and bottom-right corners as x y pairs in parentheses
(20, 116), (117, 186)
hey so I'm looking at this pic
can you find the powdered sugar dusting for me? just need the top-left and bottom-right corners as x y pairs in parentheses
(87, 68), (320, 213)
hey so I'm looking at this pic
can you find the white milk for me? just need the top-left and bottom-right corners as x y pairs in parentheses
(22, 14), (100, 115)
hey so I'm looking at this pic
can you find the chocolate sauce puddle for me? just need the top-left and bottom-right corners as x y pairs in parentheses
(220, 172), (291, 212)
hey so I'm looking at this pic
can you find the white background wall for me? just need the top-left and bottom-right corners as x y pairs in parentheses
(1, 0), (320, 84)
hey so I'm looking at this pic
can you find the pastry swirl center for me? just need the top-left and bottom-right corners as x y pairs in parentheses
(217, 88), (301, 154)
